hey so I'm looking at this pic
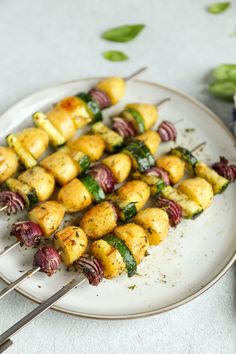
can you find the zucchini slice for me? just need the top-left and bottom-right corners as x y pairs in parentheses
(194, 162), (229, 194)
(6, 134), (37, 169)
(162, 185), (203, 219)
(81, 175), (106, 202)
(6, 178), (38, 208)
(132, 172), (166, 196)
(123, 139), (155, 172)
(91, 122), (124, 152)
(171, 146), (198, 174)
(59, 147), (91, 174)
(32, 112), (66, 147)
(119, 202), (137, 222)
(70, 151), (91, 174)
(103, 234), (137, 277)
(76, 93), (102, 122)
(121, 108), (145, 133)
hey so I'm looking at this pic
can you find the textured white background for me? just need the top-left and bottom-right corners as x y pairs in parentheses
(0, 0), (236, 353)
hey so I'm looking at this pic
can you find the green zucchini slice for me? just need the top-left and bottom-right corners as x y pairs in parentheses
(121, 108), (145, 133)
(123, 139), (155, 172)
(194, 162), (229, 194)
(6, 178), (38, 208)
(6, 134), (37, 169)
(71, 151), (91, 174)
(91, 122), (124, 152)
(76, 93), (102, 122)
(119, 202), (137, 222)
(132, 172), (165, 196)
(171, 146), (198, 174)
(81, 175), (106, 202)
(32, 112), (66, 147)
(162, 185), (203, 219)
(103, 234), (137, 277)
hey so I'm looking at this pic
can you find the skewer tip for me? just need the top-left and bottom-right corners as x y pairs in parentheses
(124, 67), (148, 82)
(156, 97), (171, 107)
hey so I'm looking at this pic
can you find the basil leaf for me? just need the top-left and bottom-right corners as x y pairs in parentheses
(212, 64), (236, 81)
(103, 50), (129, 62)
(209, 79), (236, 101)
(207, 2), (231, 14)
(102, 24), (145, 42)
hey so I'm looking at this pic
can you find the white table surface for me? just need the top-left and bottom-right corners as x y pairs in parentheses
(0, 0), (235, 353)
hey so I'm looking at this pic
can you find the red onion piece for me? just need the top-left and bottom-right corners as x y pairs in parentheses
(11, 221), (43, 247)
(89, 88), (111, 109)
(33, 246), (61, 276)
(157, 120), (177, 142)
(155, 197), (182, 227)
(89, 164), (115, 194)
(212, 157), (236, 182)
(146, 167), (170, 185)
(74, 254), (104, 286)
(0, 191), (25, 215)
(112, 117), (136, 138)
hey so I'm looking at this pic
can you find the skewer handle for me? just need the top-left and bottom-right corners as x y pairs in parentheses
(0, 274), (86, 346)
(0, 241), (20, 257)
(0, 266), (40, 300)
(0, 339), (13, 353)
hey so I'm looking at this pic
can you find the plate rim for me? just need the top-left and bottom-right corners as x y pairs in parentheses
(0, 77), (235, 320)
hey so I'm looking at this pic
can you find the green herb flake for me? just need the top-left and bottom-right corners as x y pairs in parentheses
(185, 128), (195, 133)
(207, 2), (231, 14)
(128, 284), (137, 290)
(102, 24), (145, 43)
(103, 50), (129, 62)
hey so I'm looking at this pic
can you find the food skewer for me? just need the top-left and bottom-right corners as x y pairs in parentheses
(0, 274), (87, 350)
(0, 139), (225, 256)
(0, 176), (150, 257)
(1, 139), (234, 279)
(5, 67), (147, 170)
(1, 157), (235, 347)
(0, 106), (175, 216)
(0, 67), (147, 185)
(0, 94), (171, 198)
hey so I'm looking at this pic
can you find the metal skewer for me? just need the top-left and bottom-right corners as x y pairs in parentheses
(124, 67), (147, 82)
(0, 206), (8, 212)
(0, 240), (20, 257)
(191, 142), (206, 153)
(0, 274), (86, 349)
(0, 248), (63, 300)
(0, 266), (40, 300)
(156, 97), (171, 107)
(0, 339), (13, 353)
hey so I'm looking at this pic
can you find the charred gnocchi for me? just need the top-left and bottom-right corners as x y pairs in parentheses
(178, 177), (214, 209)
(67, 134), (105, 162)
(17, 166), (55, 202)
(134, 208), (169, 245)
(102, 153), (132, 183)
(16, 127), (49, 159)
(28, 201), (65, 237)
(156, 155), (185, 184)
(40, 151), (81, 185)
(0, 147), (19, 183)
(80, 201), (118, 239)
(54, 226), (88, 266)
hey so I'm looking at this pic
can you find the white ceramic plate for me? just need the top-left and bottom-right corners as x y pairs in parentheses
(0, 78), (236, 319)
